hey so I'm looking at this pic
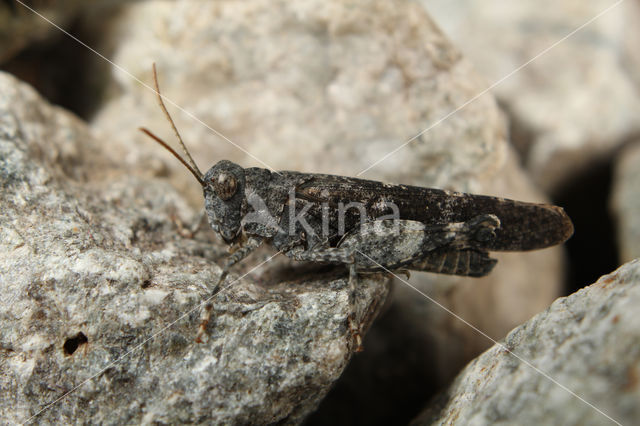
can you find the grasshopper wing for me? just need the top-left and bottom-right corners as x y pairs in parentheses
(294, 174), (573, 251)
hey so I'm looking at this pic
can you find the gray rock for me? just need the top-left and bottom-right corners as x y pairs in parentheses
(0, 71), (389, 424)
(611, 141), (640, 263)
(622, 0), (640, 91)
(422, 0), (640, 193)
(413, 259), (640, 426)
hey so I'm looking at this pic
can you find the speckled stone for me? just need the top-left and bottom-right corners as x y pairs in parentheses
(0, 71), (389, 424)
(413, 259), (640, 426)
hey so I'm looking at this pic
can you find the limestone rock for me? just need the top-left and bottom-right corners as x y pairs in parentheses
(413, 259), (640, 426)
(422, 0), (640, 193)
(0, 71), (389, 424)
(611, 141), (640, 262)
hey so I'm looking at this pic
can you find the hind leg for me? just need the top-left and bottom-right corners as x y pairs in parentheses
(337, 214), (500, 273)
(407, 248), (497, 277)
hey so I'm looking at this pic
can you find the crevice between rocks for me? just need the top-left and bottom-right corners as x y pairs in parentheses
(553, 157), (619, 296)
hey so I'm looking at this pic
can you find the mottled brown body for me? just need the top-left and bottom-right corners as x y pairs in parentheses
(140, 64), (574, 345)
(294, 174), (573, 251)
(196, 162), (573, 279)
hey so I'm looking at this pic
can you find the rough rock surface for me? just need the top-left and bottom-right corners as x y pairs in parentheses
(611, 141), (640, 263)
(0, 71), (390, 424)
(422, 0), (640, 193)
(86, 1), (567, 421)
(413, 259), (640, 426)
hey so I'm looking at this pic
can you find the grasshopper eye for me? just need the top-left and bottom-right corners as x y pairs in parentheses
(213, 172), (238, 200)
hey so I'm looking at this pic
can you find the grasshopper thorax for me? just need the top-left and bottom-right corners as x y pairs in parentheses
(202, 160), (246, 243)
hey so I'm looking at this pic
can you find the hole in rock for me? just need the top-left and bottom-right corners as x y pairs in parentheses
(63, 332), (88, 356)
(1, 11), (115, 119)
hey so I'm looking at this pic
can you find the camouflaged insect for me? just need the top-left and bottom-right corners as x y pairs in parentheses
(141, 65), (574, 347)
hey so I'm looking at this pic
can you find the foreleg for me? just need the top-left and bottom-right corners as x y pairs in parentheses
(196, 235), (263, 342)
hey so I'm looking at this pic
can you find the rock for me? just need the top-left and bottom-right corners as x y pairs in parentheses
(611, 141), (640, 263)
(622, 0), (640, 91)
(91, 0), (509, 202)
(0, 0), (85, 63)
(85, 1), (567, 421)
(0, 71), (389, 424)
(421, 0), (640, 194)
(413, 259), (640, 426)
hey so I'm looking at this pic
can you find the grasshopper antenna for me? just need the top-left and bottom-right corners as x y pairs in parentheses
(139, 63), (205, 186)
(139, 128), (205, 186)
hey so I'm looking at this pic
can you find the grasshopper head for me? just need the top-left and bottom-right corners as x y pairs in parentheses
(202, 160), (246, 243)
(141, 65), (247, 245)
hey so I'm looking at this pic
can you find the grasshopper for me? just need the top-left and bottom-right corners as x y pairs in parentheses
(140, 65), (573, 348)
